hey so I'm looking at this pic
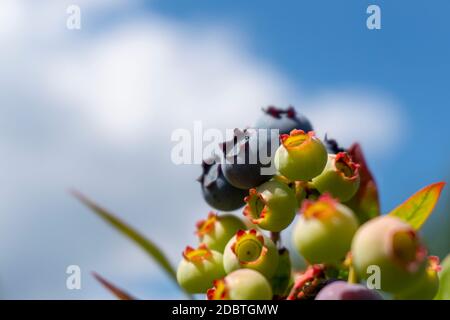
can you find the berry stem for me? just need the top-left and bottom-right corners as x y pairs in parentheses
(347, 266), (358, 284)
(270, 231), (280, 246)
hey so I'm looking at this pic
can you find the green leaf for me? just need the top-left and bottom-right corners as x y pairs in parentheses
(435, 254), (450, 300)
(93, 272), (136, 300)
(388, 182), (445, 230)
(72, 190), (191, 298)
(345, 143), (380, 224)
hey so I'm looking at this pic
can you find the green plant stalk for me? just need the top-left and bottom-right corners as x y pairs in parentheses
(347, 265), (359, 284)
(72, 190), (193, 299)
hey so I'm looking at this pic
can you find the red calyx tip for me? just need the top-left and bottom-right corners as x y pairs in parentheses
(182, 244), (212, 262)
(195, 212), (217, 237)
(335, 152), (360, 179)
(286, 106), (296, 118)
(428, 256), (442, 272)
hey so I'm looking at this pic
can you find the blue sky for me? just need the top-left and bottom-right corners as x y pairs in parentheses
(146, 0), (450, 213)
(0, 0), (448, 299)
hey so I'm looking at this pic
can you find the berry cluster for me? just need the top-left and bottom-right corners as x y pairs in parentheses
(177, 106), (443, 300)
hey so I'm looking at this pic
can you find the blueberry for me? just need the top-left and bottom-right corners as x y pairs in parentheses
(312, 152), (360, 202)
(177, 244), (226, 294)
(274, 130), (328, 181)
(199, 160), (247, 211)
(324, 134), (346, 154)
(255, 106), (313, 135)
(207, 269), (272, 300)
(196, 212), (246, 252)
(244, 180), (298, 232)
(221, 129), (274, 190)
(351, 216), (428, 294)
(315, 281), (383, 300)
(292, 195), (358, 264)
(223, 229), (279, 279)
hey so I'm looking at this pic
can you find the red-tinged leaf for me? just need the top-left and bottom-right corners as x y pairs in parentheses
(345, 143), (380, 223)
(93, 272), (136, 300)
(388, 182), (446, 230)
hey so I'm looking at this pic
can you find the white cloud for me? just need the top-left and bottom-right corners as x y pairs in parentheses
(304, 89), (406, 156)
(0, 0), (24, 41)
(46, 18), (291, 144)
(0, 0), (406, 299)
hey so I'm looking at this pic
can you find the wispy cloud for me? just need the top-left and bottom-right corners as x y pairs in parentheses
(304, 89), (406, 157)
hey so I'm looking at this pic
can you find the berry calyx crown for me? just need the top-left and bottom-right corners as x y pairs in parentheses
(280, 129), (316, 150)
(196, 212), (217, 238)
(243, 189), (270, 225)
(182, 244), (212, 263)
(334, 152), (360, 180)
(389, 228), (427, 273)
(301, 194), (340, 220)
(207, 278), (229, 300)
(231, 229), (267, 265)
(427, 256), (442, 273)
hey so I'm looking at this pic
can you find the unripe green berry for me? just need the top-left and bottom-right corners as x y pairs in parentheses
(196, 212), (246, 252)
(312, 152), (360, 202)
(274, 130), (327, 181)
(396, 256), (440, 300)
(207, 269), (272, 300)
(176, 244), (226, 294)
(351, 216), (427, 294)
(292, 195), (358, 264)
(243, 180), (297, 232)
(223, 229), (279, 279)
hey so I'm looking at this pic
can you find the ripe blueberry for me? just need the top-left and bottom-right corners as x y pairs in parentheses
(315, 281), (383, 300)
(323, 134), (346, 154)
(223, 229), (279, 279)
(255, 106), (313, 135)
(274, 130), (328, 181)
(222, 128), (274, 189)
(176, 244), (226, 294)
(196, 212), (246, 252)
(292, 195), (358, 264)
(199, 160), (247, 211)
(243, 180), (297, 232)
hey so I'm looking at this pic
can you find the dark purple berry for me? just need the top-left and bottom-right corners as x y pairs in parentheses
(324, 134), (346, 154)
(315, 281), (383, 300)
(255, 106), (313, 135)
(221, 129), (274, 190)
(199, 160), (247, 211)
